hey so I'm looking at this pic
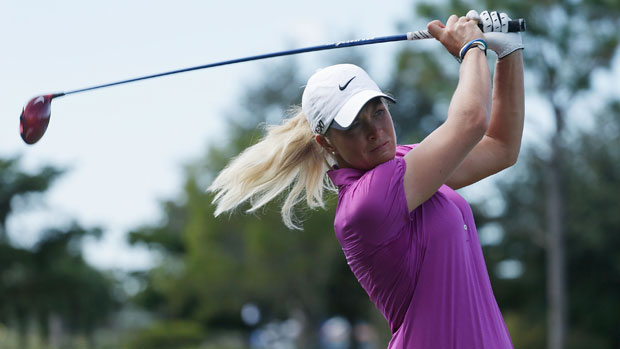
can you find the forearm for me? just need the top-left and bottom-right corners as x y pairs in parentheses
(447, 49), (492, 131)
(486, 50), (524, 163)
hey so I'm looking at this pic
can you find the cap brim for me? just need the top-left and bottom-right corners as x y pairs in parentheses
(330, 90), (395, 131)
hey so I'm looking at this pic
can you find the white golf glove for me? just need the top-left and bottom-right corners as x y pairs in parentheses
(467, 10), (524, 59)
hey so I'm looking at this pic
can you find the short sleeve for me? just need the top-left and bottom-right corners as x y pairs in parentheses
(334, 157), (411, 247)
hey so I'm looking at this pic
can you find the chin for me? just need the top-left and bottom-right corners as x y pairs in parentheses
(381, 143), (397, 159)
(369, 147), (396, 168)
(380, 152), (396, 165)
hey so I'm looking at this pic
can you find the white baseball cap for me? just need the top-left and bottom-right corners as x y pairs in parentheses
(302, 64), (395, 135)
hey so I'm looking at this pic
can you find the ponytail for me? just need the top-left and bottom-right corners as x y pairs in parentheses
(208, 107), (336, 230)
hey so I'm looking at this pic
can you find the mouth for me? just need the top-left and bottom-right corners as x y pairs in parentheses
(370, 141), (389, 153)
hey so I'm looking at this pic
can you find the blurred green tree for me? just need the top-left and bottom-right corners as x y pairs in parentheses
(482, 101), (620, 348)
(0, 158), (62, 242)
(394, 1), (620, 347)
(127, 1), (620, 348)
(0, 159), (119, 348)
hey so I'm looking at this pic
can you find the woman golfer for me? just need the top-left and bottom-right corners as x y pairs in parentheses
(210, 10), (524, 348)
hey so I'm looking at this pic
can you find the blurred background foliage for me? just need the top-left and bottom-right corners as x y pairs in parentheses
(1, 0), (619, 348)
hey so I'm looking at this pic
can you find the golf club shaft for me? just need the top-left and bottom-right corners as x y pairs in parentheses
(58, 19), (525, 97)
(58, 32), (422, 97)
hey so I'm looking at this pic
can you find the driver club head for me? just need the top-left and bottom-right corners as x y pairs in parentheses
(20, 94), (55, 145)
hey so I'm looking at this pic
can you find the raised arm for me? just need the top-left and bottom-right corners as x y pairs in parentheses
(403, 15), (492, 211)
(446, 11), (525, 189)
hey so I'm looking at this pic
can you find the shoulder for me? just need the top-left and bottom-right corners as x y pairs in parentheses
(396, 144), (417, 158)
(334, 157), (410, 242)
(351, 156), (406, 200)
(339, 144), (419, 213)
(333, 144), (419, 235)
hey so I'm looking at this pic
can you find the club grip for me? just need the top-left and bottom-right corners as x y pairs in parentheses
(477, 18), (526, 32)
(509, 18), (526, 32)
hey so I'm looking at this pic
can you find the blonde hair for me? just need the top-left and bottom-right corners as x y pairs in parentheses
(208, 107), (336, 230)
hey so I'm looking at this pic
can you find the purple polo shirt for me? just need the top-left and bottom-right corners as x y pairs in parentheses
(327, 144), (512, 348)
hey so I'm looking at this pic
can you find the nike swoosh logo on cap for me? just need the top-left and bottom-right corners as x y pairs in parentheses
(339, 76), (356, 91)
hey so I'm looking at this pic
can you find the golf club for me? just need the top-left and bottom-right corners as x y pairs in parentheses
(19, 19), (525, 145)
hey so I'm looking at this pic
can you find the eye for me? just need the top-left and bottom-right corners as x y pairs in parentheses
(345, 120), (361, 133)
(375, 108), (385, 118)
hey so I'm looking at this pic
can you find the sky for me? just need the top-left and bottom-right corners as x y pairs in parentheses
(0, 0), (417, 270)
(2, 1), (619, 272)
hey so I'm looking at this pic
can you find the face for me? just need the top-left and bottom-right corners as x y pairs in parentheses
(317, 98), (397, 170)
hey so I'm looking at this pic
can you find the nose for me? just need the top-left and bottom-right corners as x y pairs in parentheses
(365, 119), (380, 141)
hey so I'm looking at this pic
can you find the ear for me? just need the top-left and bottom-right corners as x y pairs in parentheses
(315, 134), (337, 155)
